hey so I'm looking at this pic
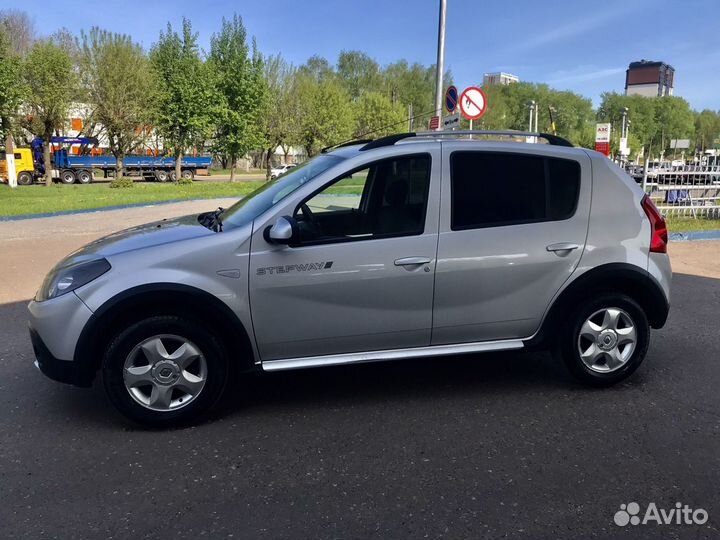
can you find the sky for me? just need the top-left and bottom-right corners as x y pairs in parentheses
(5, 0), (720, 110)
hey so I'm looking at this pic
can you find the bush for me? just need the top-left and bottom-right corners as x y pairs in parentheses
(178, 176), (193, 186)
(109, 177), (135, 189)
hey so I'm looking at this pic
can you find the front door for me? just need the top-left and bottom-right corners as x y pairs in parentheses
(249, 150), (441, 361)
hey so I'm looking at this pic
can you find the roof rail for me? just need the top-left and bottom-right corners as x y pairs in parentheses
(359, 133), (417, 151)
(359, 130), (573, 151)
(321, 138), (374, 153)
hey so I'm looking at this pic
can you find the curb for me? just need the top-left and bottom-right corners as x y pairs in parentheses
(0, 196), (239, 222)
(669, 230), (720, 242)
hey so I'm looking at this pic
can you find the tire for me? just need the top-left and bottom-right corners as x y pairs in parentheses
(76, 169), (92, 184)
(102, 315), (230, 427)
(155, 170), (170, 182)
(181, 169), (194, 181)
(17, 171), (33, 186)
(557, 294), (650, 386)
(60, 170), (76, 184)
(169, 170), (177, 182)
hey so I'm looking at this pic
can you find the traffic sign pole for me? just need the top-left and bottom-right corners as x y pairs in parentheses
(433, 0), (448, 128)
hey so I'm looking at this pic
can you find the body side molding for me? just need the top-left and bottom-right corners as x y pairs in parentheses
(262, 339), (524, 371)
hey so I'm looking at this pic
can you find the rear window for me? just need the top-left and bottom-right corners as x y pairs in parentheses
(450, 152), (580, 230)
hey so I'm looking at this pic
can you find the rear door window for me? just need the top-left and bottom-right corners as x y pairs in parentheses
(450, 152), (580, 230)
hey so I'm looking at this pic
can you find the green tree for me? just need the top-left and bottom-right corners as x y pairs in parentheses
(354, 91), (406, 137)
(298, 55), (334, 83)
(0, 10), (34, 57)
(150, 19), (219, 182)
(296, 74), (355, 156)
(262, 54), (300, 179)
(337, 50), (381, 100)
(80, 27), (155, 178)
(381, 60), (438, 126)
(654, 96), (695, 155)
(695, 109), (720, 152)
(24, 40), (74, 185)
(209, 15), (267, 182)
(0, 27), (25, 186)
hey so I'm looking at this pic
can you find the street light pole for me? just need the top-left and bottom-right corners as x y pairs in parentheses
(528, 100), (535, 132)
(433, 0), (448, 129)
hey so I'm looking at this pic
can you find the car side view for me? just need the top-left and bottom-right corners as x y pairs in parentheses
(28, 131), (671, 426)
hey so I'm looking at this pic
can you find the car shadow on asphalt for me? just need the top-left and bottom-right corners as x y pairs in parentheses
(2, 271), (714, 429)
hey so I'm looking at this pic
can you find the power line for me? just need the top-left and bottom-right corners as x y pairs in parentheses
(322, 107), (437, 153)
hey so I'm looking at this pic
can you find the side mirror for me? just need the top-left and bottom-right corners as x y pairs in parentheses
(264, 216), (298, 245)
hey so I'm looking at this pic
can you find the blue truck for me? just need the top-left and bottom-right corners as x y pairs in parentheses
(29, 137), (212, 184)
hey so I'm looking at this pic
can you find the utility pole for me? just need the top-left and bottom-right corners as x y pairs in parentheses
(433, 0), (448, 130)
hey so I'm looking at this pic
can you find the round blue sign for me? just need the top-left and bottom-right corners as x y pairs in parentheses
(445, 85), (458, 113)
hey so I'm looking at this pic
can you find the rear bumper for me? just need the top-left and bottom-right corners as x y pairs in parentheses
(29, 327), (92, 387)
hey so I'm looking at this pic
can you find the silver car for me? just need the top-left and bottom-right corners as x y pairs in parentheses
(28, 131), (671, 426)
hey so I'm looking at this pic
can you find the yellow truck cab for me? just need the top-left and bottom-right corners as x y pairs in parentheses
(0, 148), (36, 185)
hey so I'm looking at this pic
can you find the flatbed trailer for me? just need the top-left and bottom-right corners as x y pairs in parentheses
(30, 137), (212, 184)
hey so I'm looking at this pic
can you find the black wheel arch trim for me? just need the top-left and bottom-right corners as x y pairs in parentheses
(73, 283), (256, 385)
(526, 262), (669, 349)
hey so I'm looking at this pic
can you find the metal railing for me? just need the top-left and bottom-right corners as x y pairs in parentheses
(642, 167), (720, 218)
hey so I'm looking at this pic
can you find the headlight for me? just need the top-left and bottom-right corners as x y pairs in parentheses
(36, 258), (111, 302)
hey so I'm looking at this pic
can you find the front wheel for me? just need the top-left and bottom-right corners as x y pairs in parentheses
(557, 294), (650, 386)
(102, 315), (230, 427)
(17, 171), (33, 185)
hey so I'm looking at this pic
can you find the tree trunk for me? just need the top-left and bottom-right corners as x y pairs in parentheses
(266, 147), (273, 181)
(282, 145), (290, 165)
(230, 154), (236, 182)
(43, 139), (52, 186)
(115, 155), (124, 180)
(175, 151), (182, 183)
(4, 128), (17, 188)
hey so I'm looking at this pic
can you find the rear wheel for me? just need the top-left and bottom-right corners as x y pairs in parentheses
(155, 169), (170, 182)
(169, 170), (177, 182)
(102, 315), (230, 427)
(17, 171), (33, 185)
(557, 294), (649, 386)
(60, 170), (76, 184)
(181, 169), (194, 181)
(76, 169), (92, 184)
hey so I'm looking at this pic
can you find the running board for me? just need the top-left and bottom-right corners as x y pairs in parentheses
(261, 339), (524, 372)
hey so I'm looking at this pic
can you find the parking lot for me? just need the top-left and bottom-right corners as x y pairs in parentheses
(1, 202), (719, 539)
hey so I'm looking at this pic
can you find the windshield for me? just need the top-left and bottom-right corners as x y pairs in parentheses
(221, 154), (344, 229)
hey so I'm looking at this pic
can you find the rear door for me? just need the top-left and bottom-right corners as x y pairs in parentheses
(432, 144), (592, 344)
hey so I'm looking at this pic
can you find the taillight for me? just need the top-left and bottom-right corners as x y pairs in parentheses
(641, 195), (668, 253)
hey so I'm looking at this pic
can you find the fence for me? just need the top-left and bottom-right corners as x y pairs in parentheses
(640, 166), (720, 219)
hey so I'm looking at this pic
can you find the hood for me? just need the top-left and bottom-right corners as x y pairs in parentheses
(67, 213), (215, 261)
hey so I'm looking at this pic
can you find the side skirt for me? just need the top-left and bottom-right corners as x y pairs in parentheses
(261, 339), (524, 372)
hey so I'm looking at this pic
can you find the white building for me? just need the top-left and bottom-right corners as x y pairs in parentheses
(483, 72), (520, 86)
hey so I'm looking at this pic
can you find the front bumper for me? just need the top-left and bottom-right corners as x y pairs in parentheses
(28, 292), (95, 387)
(30, 327), (91, 386)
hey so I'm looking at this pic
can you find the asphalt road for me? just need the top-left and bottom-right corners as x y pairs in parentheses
(0, 203), (718, 539)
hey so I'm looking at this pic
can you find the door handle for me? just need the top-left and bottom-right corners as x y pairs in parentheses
(546, 243), (580, 253)
(394, 257), (432, 266)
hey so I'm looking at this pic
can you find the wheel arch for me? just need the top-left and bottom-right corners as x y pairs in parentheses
(73, 283), (256, 385)
(528, 263), (669, 349)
